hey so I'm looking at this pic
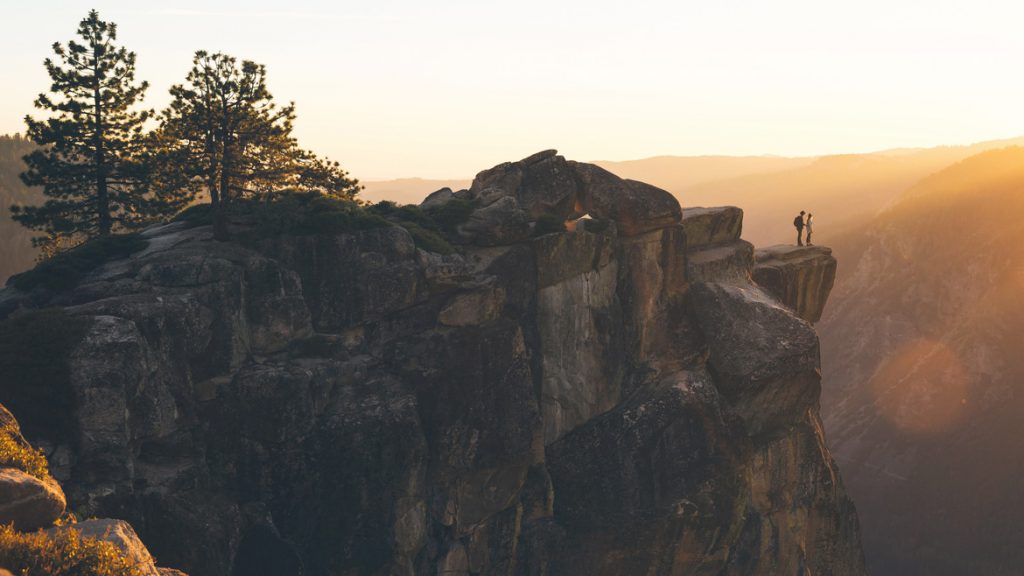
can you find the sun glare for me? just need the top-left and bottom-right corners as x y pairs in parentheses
(870, 339), (971, 435)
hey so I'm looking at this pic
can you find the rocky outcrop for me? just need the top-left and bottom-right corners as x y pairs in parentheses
(0, 469), (65, 531)
(689, 282), (821, 439)
(0, 404), (65, 531)
(682, 206), (744, 249)
(572, 162), (682, 236)
(0, 403), (183, 574)
(753, 245), (837, 323)
(684, 206), (751, 285)
(0, 152), (862, 575)
(46, 519), (163, 576)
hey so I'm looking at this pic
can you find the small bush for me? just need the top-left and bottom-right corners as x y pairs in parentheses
(172, 202), (214, 226)
(398, 222), (456, 255)
(8, 235), (148, 293)
(0, 523), (145, 576)
(0, 309), (92, 444)
(421, 198), (477, 237)
(0, 423), (49, 480)
(178, 193), (469, 253)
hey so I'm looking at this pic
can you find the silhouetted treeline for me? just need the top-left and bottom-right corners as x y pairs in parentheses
(12, 10), (362, 255)
(0, 135), (41, 282)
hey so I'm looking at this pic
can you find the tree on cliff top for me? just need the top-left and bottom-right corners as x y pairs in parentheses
(157, 51), (361, 239)
(13, 10), (178, 254)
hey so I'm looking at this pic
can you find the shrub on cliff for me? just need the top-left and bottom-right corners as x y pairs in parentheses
(0, 423), (49, 480)
(421, 198), (477, 237)
(155, 50), (360, 240)
(0, 523), (143, 576)
(7, 234), (148, 293)
(366, 201), (457, 254)
(0, 309), (91, 444)
(175, 193), (462, 253)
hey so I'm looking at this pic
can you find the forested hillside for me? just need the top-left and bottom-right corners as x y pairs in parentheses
(0, 135), (40, 283)
(819, 146), (1024, 575)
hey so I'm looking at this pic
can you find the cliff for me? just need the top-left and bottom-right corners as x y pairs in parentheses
(0, 403), (178, 575)
(0, 151), (863, 576)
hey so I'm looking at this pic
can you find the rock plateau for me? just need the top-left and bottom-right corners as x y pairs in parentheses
(0, 152), (863, 575)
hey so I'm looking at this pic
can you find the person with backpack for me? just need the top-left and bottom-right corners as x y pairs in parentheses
(805, 213), (814, 245)
(793, 211), (806, 246)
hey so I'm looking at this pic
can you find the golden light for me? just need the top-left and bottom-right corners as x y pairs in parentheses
(869, 339), (971, 435)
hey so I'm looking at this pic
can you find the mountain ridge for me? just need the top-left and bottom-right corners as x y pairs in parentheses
(819, 145), (1024, 575)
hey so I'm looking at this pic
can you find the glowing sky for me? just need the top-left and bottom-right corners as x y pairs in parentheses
(2, 1), (1022, 179)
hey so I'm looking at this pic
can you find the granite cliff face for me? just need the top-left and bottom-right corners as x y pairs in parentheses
(0, 151), (863, 575)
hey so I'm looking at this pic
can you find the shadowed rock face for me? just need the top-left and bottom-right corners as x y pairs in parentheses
(0, 404), (65, 531)
(752, 245), (838, 323)
(0, 404), (181, 574)
(0, 152), (863, 576)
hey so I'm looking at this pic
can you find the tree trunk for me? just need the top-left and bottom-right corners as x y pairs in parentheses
(94, 55), (110, 236)
(213, 144), (231, 241)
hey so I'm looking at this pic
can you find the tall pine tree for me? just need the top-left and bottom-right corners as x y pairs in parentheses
(14, 10), (173, 252)
(158, 51), (360, 239)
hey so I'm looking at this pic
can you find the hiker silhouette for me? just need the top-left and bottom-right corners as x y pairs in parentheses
(793, 211), (806, 246)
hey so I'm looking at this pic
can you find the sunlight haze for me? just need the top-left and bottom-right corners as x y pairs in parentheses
(2, 0), (1023, 179)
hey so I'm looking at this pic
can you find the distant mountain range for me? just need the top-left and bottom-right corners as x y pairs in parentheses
(360, 136), (1024, 248)
(819, 146), (1024, 575)
(3, 134), (1024, 283)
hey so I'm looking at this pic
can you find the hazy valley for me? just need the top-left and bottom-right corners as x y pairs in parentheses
(819, 147), (1024, 575)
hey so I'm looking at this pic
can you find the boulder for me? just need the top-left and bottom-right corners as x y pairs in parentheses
(753, 244), (838, 323)
(469, 150), (579, 221)
(681, 206), (744, 249)
(689, 282), (822, 439)
(46, 519), (161, 576)
(0, 468), (65, 530)
(457, 196), (532, 246)
(570, 162), (682, 236)
(420, 187), (454, 209)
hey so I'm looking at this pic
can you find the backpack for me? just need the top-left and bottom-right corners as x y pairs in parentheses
(793, 215), (803, 228)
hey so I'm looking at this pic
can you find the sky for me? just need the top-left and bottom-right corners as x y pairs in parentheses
(2, 1), (1023, 180)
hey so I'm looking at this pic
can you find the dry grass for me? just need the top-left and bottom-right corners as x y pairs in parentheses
(0, 523), (144, 576)
(0, 422), (48, 480)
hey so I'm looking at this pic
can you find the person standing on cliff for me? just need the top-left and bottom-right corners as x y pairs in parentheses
(805, 213), (814, 245)
(793, 211), (806, 246)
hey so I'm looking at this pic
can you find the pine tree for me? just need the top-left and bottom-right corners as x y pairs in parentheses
(13, 10), (171, 251)
(158, 51), (360, 239)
